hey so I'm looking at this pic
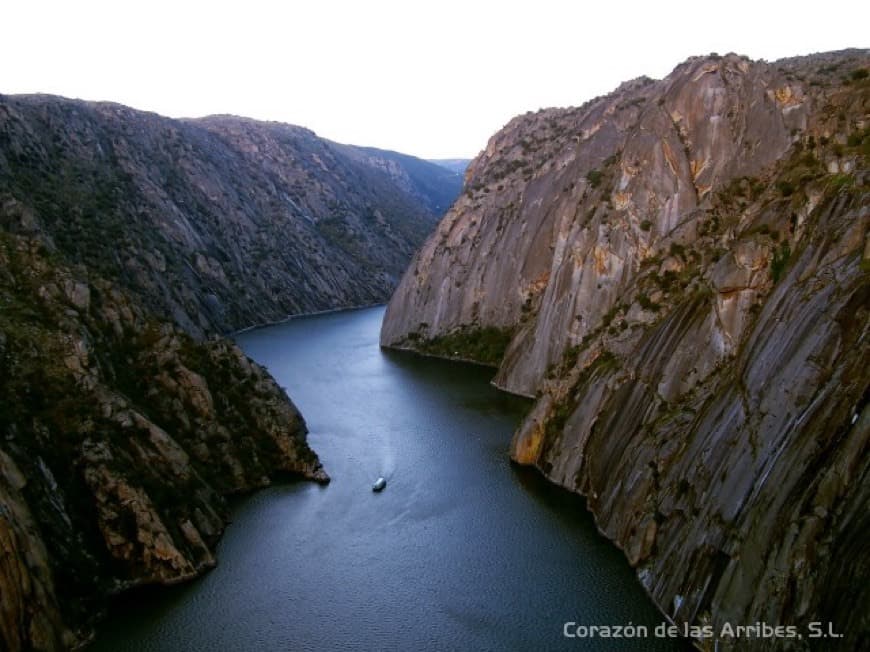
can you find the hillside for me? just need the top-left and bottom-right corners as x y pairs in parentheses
(333, 145), (465, 215)
(0, 96), (460, 337)
(382, 49), (870, 650)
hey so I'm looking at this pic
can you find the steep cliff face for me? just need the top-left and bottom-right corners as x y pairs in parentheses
(0, 228), (327, 650)
(382, 50), (870, 649)
(0, 95), (457, 337)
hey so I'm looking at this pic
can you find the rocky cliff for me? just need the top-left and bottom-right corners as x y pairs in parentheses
(0, 95), (459, 337)
(0, 227), (327, 650)
(382, 50), (870, 649)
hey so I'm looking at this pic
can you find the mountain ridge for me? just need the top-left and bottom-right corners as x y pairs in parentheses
(426, 158), (472, 175)
(0, 93), (460, 336)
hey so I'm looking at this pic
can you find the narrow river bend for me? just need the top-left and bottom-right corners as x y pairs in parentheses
(93, 306), (683, 651)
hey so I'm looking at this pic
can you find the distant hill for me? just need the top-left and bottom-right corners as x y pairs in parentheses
(427, 158), (472, 175)
(335, 145), (465, 215)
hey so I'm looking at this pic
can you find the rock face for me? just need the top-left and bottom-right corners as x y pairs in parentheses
(0, 230), (327, 650)
(382, 50), (870, 649)
(0, 95), (460, 337)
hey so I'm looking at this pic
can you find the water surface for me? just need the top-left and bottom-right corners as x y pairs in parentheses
(93, 306), (683, 651)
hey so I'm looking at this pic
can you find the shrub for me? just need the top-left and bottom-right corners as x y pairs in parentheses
(637, 293), (660, 312)
(586, 170), (603, 188)
(659, 270), (680, 291)
(416, 326), (514, 366)
(771, 243), (792, 283)
(799, 152), (818, 167)
(829, 174), (853, 190)
(562, 344), (582, 371)
(776, 180), (795, 197)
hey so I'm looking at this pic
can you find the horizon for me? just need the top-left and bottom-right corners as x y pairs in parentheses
(3, 1), (869, 159)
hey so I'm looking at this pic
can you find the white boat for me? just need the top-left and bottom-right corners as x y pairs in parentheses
(372, 477), (387, 492)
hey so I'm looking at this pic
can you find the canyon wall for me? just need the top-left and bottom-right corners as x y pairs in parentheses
(382, 50), (870, 650)
(0, 95), (457, 337)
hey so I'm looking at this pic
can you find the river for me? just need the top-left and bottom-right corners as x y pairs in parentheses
(92, 306), (685, 651)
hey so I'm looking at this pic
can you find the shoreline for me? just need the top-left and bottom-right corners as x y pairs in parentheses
(231, 302), (386, 336)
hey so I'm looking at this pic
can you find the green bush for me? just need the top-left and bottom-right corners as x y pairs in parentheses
(829, 174), (854, 190)
(416, 326), (514, 366)
(586, 169), (603, 188)
(637, 293), (660, 312)
(659, 270), (680, 291)
(776, 180), (795, 197)
(771, 243), (792, 283)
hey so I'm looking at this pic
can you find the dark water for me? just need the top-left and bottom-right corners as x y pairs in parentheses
(93, 306), (685, 651)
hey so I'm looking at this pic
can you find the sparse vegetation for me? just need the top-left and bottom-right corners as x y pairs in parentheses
(412, 325), (515, 366)
(771, 242), (792, 283)
(829, 174), (854, 190)
(637, 292), (661, 312)
(586, 169), (604, 188)
(776, 180), (795, 197)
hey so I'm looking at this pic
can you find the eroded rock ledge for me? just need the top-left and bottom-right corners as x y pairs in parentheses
(382, 50), (870, 649)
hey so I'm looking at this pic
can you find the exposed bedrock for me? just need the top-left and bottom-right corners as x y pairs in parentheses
(382, 50), (870, 649)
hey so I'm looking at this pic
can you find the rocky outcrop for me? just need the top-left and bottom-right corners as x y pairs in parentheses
(0, 230), (327, 650)
(0, 96), (459, 337)
(382, 50), (870, 649)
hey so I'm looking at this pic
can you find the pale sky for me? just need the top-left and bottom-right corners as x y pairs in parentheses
(2, 0), (867, 159)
